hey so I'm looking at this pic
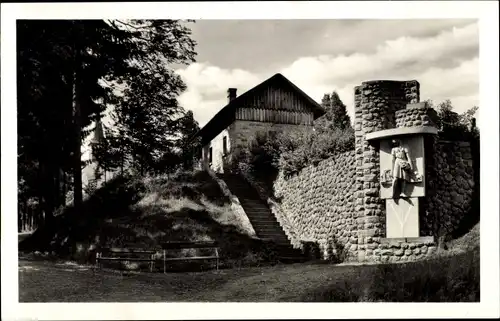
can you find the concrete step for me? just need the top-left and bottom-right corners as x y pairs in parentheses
(244, 210), (275, 216)
(253, 230), (287, 237)
(251, 223), (284, 229)
(242, 210), (271, 214)
(241, 210), (271, 215)
(244, 212), (275, 217)
(239, 198), (266, 203)
(239, 203), (269, 209)
(221, 174), (303, 256)
(250, 222), (283, 228)
(257, 234), (288, 239)
(239, 203), (268, 209)
(258, 233), (288, 237)
(257, 231), (288, 237)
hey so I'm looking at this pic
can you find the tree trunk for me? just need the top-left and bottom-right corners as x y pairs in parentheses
(120, 155), (123, 175)
(54, 167), (61, 209)
(72, 68), (83, 209)
(62, 171), (67, 206)
(18, 200), (23, 233)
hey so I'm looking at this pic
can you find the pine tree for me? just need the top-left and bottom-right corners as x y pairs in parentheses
(17, 19), (197, 228)
(315, 91), (352, 132)
(329, 91), (352, 130)
(178, 110), (201, 170)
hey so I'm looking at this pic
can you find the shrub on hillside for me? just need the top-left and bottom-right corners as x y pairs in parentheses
(278, 126), (355, 177)
(223, 130), (283, 187)
(226, 126), (355, 181)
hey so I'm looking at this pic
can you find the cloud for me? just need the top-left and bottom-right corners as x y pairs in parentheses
(189, 19), (475, 72)
(176, 22), (479, 128)
(280, 23), (478, 86)
(176, 63), (261, 127)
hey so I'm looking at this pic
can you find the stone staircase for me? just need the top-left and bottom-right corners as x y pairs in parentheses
(220, 173), (306, 262)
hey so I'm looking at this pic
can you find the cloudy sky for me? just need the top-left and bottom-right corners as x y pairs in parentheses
(175, 19), (479, 128)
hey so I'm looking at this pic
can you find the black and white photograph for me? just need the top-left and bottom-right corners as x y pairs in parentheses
(2, 1), (499, 320)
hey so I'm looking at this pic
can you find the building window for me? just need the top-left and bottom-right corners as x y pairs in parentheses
(208, 147), (213, 164)
(223, 136), (228, 155)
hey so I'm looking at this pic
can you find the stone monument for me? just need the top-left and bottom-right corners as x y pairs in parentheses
(365, 102), (438, 240)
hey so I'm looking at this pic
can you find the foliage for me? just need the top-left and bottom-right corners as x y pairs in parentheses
(17, 19), (197, 230)
(277, 91), (354, 177)
(425, 99), (479, 140)
(278, 126), (355, 178)
(94, 20), (198, 176)
(224, 93), (354, 181)
(314, 91), (352, 132)
(245, 131), (282, 178)
(225, 125), (354, 182)
(17, 19), (134, 225)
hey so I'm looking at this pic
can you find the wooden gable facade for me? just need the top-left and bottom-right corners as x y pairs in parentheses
(233, 81), (316, 125)
(191, 73), (325, 172)
(194, 73), (324, 146)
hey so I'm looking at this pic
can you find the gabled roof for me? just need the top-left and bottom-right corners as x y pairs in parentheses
(190, 73), (325, 144)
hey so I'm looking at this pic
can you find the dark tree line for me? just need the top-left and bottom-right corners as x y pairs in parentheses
(18, 20), (199, 232)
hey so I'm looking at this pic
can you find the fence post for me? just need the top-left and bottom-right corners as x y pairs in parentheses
(163, 250), (166, 274)
(215, 248), (219, 271)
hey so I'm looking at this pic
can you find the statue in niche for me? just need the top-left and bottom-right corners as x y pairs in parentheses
(380, 138), (424, 197)
(391, 139), (413, 198)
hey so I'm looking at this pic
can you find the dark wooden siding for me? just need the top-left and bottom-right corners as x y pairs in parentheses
(234, 83), (314, 125)
(235, 108), (313, 125)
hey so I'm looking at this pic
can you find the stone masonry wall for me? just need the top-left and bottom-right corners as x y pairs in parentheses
(395, 104), (440, 128)
(272, 151), (357, 260)
(354, 80), (422, 263)
(433, 140), (475, 238)
(230, 80), (476, 263)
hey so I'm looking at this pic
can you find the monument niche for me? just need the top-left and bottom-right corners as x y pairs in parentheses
(366, 103), (438, 240)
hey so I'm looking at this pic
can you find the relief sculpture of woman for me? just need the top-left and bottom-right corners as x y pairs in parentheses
(391, 139), (413, 198)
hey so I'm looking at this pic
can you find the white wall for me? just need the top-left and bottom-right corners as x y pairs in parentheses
(202, 128), (231, 173)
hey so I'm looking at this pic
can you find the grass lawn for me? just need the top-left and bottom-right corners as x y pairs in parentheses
(19, 259), (358, 302)
(19, 244), (479, 302)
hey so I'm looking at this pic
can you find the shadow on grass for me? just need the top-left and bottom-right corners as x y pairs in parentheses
(301, 246), (480, 302)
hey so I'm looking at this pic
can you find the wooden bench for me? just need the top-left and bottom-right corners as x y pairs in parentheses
(161, 241), (220, 273)
(96, 247), (157, 272)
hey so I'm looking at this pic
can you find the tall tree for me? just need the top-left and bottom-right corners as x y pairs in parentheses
(100, 20), (197, 175)
(315, 91), (352, 132)
(17, 19), (196, 229)
(178, 110), (201, 169)
(18, 20), (136, 221)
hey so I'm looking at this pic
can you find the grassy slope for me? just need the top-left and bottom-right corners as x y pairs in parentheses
(19, 223), (480, 302)
(19, 170), (281, 268)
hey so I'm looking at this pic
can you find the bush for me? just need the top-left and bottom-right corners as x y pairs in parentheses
(226, 126), (355, 181)
(278, 126), (355, 177)
(224, 130), (283, 187)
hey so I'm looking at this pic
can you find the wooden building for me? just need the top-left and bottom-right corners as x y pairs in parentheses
(191, 73), (325, 172)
